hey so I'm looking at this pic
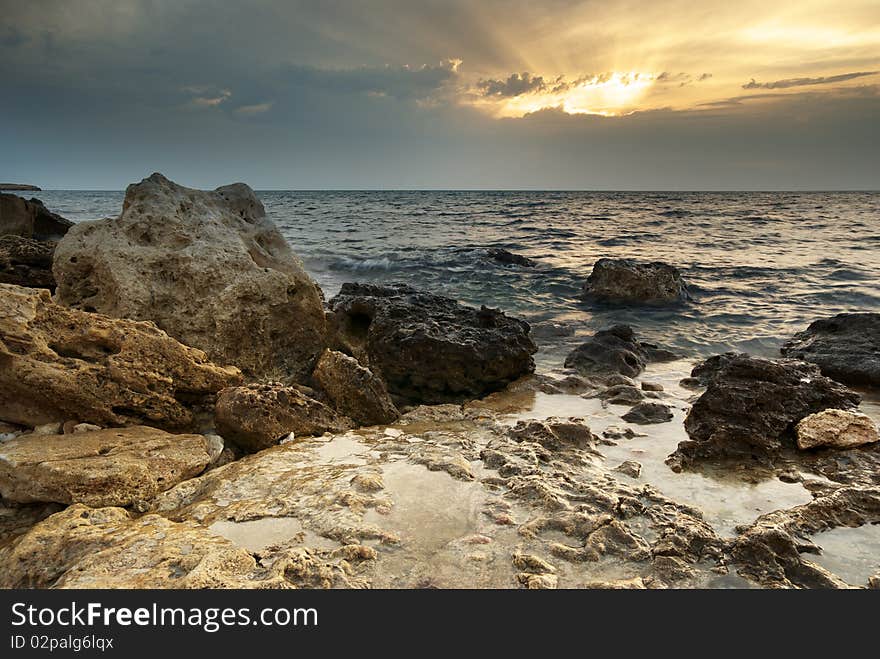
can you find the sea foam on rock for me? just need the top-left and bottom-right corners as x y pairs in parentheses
(782, 313), (880, 387)
(583, 258), (690, 304)
(0, 284), (241, 431)
(327, 282), (536, 404)
(53, 173), (327, 379)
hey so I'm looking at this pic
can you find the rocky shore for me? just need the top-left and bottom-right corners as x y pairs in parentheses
(1, 175), (878, 589)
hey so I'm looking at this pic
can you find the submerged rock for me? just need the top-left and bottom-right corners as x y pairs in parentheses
(673, 354), (860, 466)
(0, 505), (294, 588)
(782, 313), (880, 387)
(0, 236), (56, 289)
(214, 382), (348, 452)
(582, 258), (690, 304)
(54, 173), (327, 379)
(622, 402), (674, 425)
(0, 194), (73, 240)
(796, 409), (880, 450)
(563, 325), (679, 378)
(486, 248), (536, 268)
(312, 349), (399, 426)
(327, 282), (536, 403)
(0, 284), (241, 431)
(0, 426), (214, 506)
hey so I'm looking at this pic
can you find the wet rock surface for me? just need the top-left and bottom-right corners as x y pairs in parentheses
(486, 248), (537, 268)
(564, 325), (679, 378)
(328, 282), (536, 404)
(312, 349), (399, 426)
(673, 354), (860, 467)
(0, 194), (73, 240)
(623, 402), (674, 425)
(0, 426), (213, 506)
(0, 236), (57, 289)
(53, 173), (327, 379)
(583, 258), (690, 304)
(0, 285), (241, 431)
(782, 313), (880, 387)
(214, 383), (349, 453)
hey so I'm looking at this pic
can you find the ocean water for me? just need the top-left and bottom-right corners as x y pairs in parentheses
(30, 190), (880, 368)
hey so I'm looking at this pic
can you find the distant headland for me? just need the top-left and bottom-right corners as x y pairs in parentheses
(0, 183), (41, 191)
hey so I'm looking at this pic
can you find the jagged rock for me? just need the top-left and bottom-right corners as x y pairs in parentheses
(0, 285), (241, 431)
(582, 258), (689, 304)
(673, 354), (860, 466)
(796, 409), (880, 450)
(0, 505), (292, 588)
(0, 426), (213, 506)
(731, 486), (880, 588)
(312, 349), (399, 426)
(563, 325), (679, 378)
(486, 248), (536, 268)
(622, 402), (674, 424)
(0, 194), (72, 239)
(782, 313), (880, 387)
(214, 383), (348, 452)
(613, 461), (642, 478)
(599, 384), (645, 405)
(53, 173), (326, 379)
(508, 418), (598, 452)
(0, 236), (56, 289)
(327, 282), (536, 403)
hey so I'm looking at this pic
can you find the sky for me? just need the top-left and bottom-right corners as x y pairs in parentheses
(1, 0), (879, 190)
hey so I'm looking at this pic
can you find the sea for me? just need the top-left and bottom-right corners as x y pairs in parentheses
(30, 190), (880, 369)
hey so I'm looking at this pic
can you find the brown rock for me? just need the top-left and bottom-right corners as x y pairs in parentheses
(0, 194), (73, 239)
(312, 349), (399, 426)
(0, 426), (213, 506)
(0, 505), (290, 588)
(796, 409), (880, 450)
(0, 284), (241, 430)
(215, 383), (349, 452)
(0, 235), (56, 289)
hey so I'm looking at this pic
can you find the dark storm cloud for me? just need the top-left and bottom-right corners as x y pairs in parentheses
(477, 72), (548, 97)
(743, 71), (879, 89)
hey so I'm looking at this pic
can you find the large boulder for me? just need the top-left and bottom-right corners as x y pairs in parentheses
(0, 505), (290, 588)
(53, 173), (327, 379)
(214, 383), (349, 452)
(312, 349), (399, 426)
(0, 426), (215, 506)
(0, 284), (241, 431)
(327, 283), (536, 403)
(563, 325), (679, 378)
(582, 258), (689, 304)
(0, 235), (56, 289)
(674, 354), (860, 465)
(796, 409), (880, 450)
(0, 194), (73, 239)
(781, 313), (880, 387)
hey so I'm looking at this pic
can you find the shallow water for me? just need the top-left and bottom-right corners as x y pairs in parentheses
(32, 189), (880, 367)
(810, 524), (880, 586)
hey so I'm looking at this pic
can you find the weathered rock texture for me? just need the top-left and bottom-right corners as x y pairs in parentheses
(622, 402), (674, 425)
(328, 283), (536, 403)
(564, 325), (679, 378)
(486, 248), (536, 268)
(0, 284), (241, 430)
(0, 235), (56, 289)
(215, 383), (348, 452)
(0, 194), (73, 239)
(782, 313), (880, 387)
(583, 258), (689, 304)
(0, 426), (213, 506)
(53, 173), (326, 379)
(0, 505), (292, 588)
(796, 409), (880, 450)
(312, 349), (399, 426)
(674, 354), (860, 466)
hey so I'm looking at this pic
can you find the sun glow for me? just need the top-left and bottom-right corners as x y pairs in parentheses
(479, 72), (657, 118)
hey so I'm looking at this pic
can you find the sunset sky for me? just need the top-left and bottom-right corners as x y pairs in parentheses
(1, 0), (878, 189)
